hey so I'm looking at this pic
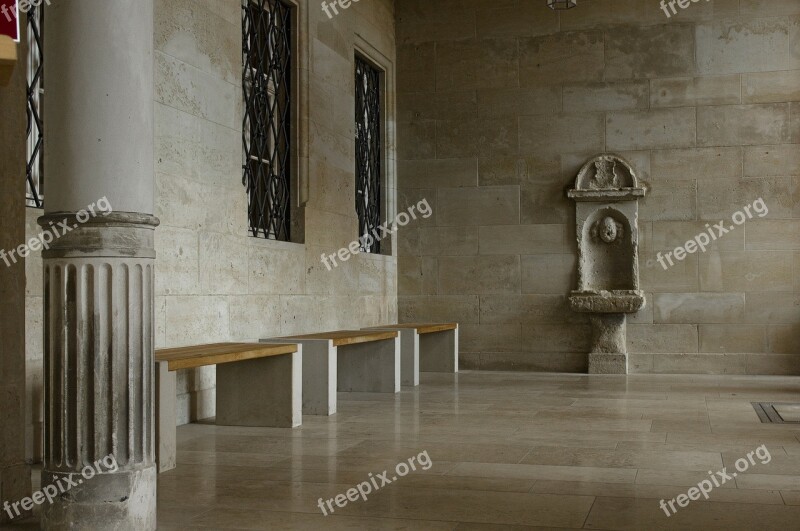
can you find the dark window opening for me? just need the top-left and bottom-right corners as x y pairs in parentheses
(242, 0), (292, 241)
(355, 55), (381, 254)
(26, 4), (44, 208)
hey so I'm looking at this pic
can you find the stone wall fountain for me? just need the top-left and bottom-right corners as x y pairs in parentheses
(567, 154), (646, 374)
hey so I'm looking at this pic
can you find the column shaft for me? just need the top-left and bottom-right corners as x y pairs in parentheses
(41, 0), (157, 528)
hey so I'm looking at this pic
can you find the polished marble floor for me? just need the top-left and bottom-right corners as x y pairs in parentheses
(154, 371), (800, 530)
(7, 372), (800, 530)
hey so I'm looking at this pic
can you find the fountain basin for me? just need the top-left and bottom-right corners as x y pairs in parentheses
(569, 289), (645, 314)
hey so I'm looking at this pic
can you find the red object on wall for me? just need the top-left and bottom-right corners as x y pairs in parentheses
(0, 1), (19, 42)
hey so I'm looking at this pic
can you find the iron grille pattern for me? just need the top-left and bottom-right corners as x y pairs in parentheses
(242, 0), (292, 241)
(26, 4), (44, 208)
(355, 56), (381, 253)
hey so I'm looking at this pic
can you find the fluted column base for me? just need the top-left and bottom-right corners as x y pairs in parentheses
(40, 467), (156, 530)
(39, 212), (158, 530)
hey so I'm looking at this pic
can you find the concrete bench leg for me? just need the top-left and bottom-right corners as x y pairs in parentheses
(338, 336), (400, 393)
(216, 349), (302, 428)
(155, 360), (176, 474)
(399, 329), (420, 386)
(261, 339), (336, 416)
(420, 327), (459, 373)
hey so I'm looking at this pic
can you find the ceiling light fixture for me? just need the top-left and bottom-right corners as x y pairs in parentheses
(547, 0), (577, 9)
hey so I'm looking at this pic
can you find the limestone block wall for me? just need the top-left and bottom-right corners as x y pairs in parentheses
(153, 0), (397, 423)
(21, 0), (397, 452)
(1, 38), (32, 521)
(396, 0), (800, 375)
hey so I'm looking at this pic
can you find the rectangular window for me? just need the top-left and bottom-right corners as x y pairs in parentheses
(355, 55), (382, 254)
(26, 3), (44, 208)
(242, 0), (292, 241)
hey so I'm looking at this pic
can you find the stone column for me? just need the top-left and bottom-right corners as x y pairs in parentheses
(40, 1), (157, 528)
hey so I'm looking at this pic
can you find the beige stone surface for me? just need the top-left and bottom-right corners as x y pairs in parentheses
(697, 103), (795, 146)
(563, 81), (649, 113)
(744, 144), (800, 176)
(743, 69), (800, 103)
(699, 324), (767, 353)
(651, 147), (742, 181)
(145, 0), (399, 425)
(396, 0), (800, 374)
(607, 108), (696, 151)
(651, 75), (741, 108)
(696, 18), (793, 75)
(654, 293), (745, 324)
(437, 186), (520, 226)
(521, 113), (606, 156)
(605, 25), (695, 80)
(153, 372), (800, 527)
(699, 251), (793, 292)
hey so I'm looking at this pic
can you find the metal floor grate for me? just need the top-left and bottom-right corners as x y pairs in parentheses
(752, 402), (800, 424)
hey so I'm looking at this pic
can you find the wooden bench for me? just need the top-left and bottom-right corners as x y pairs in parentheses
(155, 342), (302, 473)
(261, 330), (400, 416)
(364, 323), (459, 386)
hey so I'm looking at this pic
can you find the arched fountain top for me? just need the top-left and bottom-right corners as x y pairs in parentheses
(568, 154), (645, 202)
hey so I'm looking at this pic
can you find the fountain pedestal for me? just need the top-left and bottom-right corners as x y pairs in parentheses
(588, 314), (627, 374)
(566, 154), (647, 375)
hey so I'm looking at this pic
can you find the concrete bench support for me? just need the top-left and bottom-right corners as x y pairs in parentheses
(156, 360), (177, 474)
(366, 328), (419, 386)
(264, 330), (400, 416)
(420, 326), (459, 373)
(365, 323), (459, 376)
(262, 338), (337, 416)
(216, 350), (302, 428)
(154, 342), (301, 474)
(338, 336), (401, 393)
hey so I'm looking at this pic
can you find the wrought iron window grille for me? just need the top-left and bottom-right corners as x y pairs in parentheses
(355, 56), (382, 254)
(26, 4), (44, 208)
(242, 0), (292, 241)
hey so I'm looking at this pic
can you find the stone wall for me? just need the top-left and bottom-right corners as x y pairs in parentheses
(396, 0), (800, 374)
(0, 38), (32, 522)
(22, 0), (397, 448)
(153, 0), (397, 423)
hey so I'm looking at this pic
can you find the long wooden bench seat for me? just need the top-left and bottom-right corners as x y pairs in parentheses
(384, 323), (458, 334)
(261, 330), (400, 416)
(156, 342), (298, 370)
(283, 330), (398, 347)
(364, 323), (459, 386)
(155, 342), (302, 473)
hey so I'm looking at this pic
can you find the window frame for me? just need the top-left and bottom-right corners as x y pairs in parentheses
(241, 0), (305, 243)
(26, 4), (44, 209)
(354, 52), (384, 254)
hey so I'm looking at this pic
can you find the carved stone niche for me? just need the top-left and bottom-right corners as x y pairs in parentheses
(567, 154), (647, 374)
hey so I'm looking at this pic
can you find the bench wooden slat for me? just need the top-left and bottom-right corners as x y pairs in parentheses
(282, 330), (398, 347)
(155, 342), (298, 371)
(376, 323), (457, 335)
